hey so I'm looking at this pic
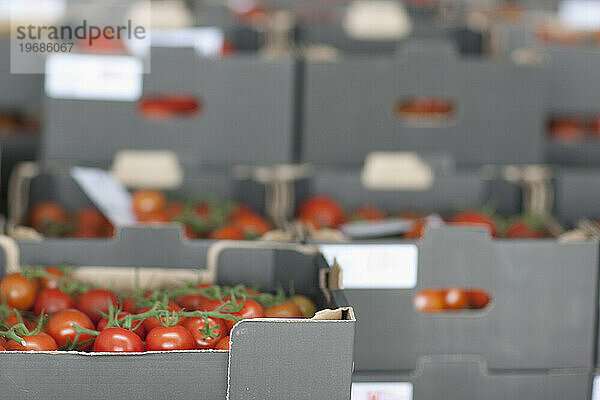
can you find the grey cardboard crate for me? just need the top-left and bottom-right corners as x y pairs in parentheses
(330, 226), (598, 371)
(42, 47), (296, 166)
(0, 37), (43, 110)
(352, 361), (592, 400)
(553, 167), (600, 225)
(0, 227), (355, 400)
(296, 166), (522, 217)
(301, 40), (547, 166)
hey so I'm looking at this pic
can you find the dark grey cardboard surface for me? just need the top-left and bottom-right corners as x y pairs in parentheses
(0, 229), (355, 399)
(553, 167), (600, 224)
(353, 361), (592, 400)
(42, 48), (296, 166)
(301, 41), (547, 166)
(333, 226), (598, 371)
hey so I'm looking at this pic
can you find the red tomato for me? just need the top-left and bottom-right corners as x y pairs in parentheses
(5, 332), (58, 351)
(74, 208), (105, 234)
(467, 289), (490, 309)
(145, 325), (195, 351)
(38, 267), (64, 290)
(3, 313), (38, 331)
(0, 343), (5, 351)
(131, 190), (166, 218)
(46, 309), (95, 349)
(298, 196), (345, 229)
(33, 289), (73, 315)
(215, 335), (230, 350)
(264, 302), (304, 318)
(505, 221), (546, 239)
(549, 118), (585, 142)
(166, 202), (184, 220)
(97, 312), (146, 340)
(76, 289), (119, 324)
(93, 327), (144, 352)
(121, 298), (138, 314)
(232, 213), (272, 237)
(444, 288), (469, 310)
(449, 211), (497, 237)
(137, 210), (170, 224)
(351, 206), (386, 221)
(229, 203), (254, 220)
(0, 274), (36, 310)
(28, 202), (67, 233)
(404, 219), (428, 239)
(413, 289), (446, 313)
(140, 302), (185, 332)
(222, 298), (265, 331)
(209, 226), (245, 240)
(182, 317), (225, 350)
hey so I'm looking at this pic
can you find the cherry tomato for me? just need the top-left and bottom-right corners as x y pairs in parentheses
(176, 284), (214, 310)
(298, 196), (345, 229)
(121, 298), (138, 314)
(351, 206), (386, 221)
(449, 211), (497, 237)
(265, 301), (303, 318)
(548, 118), (585, 142)
(182, 317), (225, 350)
(209, 226), (245, 240)
(404, 219), (428, 239)
(444, 288), (469, 310)
(467, 289), (490, 309)
(97, 312), (146, 340)
(29, 202), (67, 233)
(223, 298), (265, 331)
(47, 309), (95, 349)
(0, 343), (5, 351)
(93, 327), (144, 352)
(76, 289), (119, 324)
(139, 302), (185, 332)
(137, 210), (170, 224)
(0, 274), (36, 310)
(166, 202), (184, 220)
(74, 208), (105, 234)
(145, 325), (195, 351)
(290, 295), (317, 318)
(33, 289), (73, 315)
(505, 220), (546, 239)
(215, 335), (230, 350)
(414, 289), (446, 313)
(3, 313), (38, 331)
(38, 267), (65, 290)
(5, 332), (58, 351)
(232, 213), (272, 237)
(131, 190), (166, 218)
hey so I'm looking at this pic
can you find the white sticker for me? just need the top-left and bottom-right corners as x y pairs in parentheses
(45, 54), (143, 101)
(559, 0), (600, 31)
(319, 244), (418, 289)
(0, 0), (66, 22)
(127, 27), (224, 58)
(71, 167), (136, 227)
(592, 376), (600, 400)
(352, 382), (413, 400)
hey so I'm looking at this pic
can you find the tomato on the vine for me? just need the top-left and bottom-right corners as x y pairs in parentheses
(38, 266), (65, 290)
(232, 213), (272, 237)
(145, 325), (195, 351)
(29, 202), (67, 233)
(93, 327), (144, 353)
(47, 309), (95, 350)
(97, 312), (146, 340)
(265, 302), (303, 318)
(182, 316), (225, 350)
(222, 298), (265, 331)
(449, 211), (497, 237)
(215, 335), (230, 350)
(132, 190), (166, 218)
(3, 313), (38, 331)
(33, 289), (73, 315)
(209, 226), (245, 240)
(5, 332), (58, 351)
(76, 289), (119, 324)
(0, 273), (36, 310)
(139, 302), (185, 332)
(298, 196), (345, 229)
(413, 289), (446, 313)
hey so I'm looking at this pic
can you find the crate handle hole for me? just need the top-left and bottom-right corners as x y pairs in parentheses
(413, 287), (490, 313)
(139, 95), (202, 119)
(394, 97), (456, 125)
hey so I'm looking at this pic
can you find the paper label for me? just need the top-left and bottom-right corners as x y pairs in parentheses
(361, 152), (434, 191)
(319, 244), (418, 289)
(592, 376), (600, 400)
(71, 167), (136, 226)
(45, 54), (143, 101)
(352, 382), (413, 400)
(0, 0), (66, 22)
(559, 0), (600, 31)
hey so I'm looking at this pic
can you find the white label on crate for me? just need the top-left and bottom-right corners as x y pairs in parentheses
(361, 152), (434, 191)
(45, 54), (143, 101)
(351, 382), (413, 400)
(127, 27), (224, 58)
(71, 167), (136, 226)
(0, 0), (66, 22)
(319, 244), (418, 289)
(559, 0), (600, 31)
(592, 376), (600, 400)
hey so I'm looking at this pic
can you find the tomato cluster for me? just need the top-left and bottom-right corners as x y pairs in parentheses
(548, 116), (600, 142)
(0, 267), (316, 353)
(413, 288), (490, 313)
(28, 191), (272, 240)
(297, 195), (550, 239)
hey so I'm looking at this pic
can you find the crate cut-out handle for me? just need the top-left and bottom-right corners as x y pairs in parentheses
(394, 97), (456, 125)
(139, 94), (202, 119)
(413, 287), (490, 313)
